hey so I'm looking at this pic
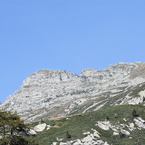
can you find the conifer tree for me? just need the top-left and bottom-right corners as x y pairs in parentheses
(132, 109), (139, 117)
(0, 109), (37, 145)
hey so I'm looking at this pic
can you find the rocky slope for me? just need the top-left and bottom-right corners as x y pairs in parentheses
(27, 105), (145, 145)
(1, 62), (145, 122)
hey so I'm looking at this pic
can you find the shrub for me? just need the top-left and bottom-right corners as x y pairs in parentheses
(0, 109), (38, 145)
(132, 109), (139, 117)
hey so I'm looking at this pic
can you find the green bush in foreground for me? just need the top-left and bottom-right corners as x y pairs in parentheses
(0, 109), (38, 145)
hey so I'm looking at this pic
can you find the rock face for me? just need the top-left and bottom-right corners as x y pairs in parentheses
(1, 62), (145, 122)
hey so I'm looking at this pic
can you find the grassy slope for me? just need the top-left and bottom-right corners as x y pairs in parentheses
(27, 105), (145, 145)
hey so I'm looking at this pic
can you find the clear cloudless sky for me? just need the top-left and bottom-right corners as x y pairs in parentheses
(0, 0), (145, 102)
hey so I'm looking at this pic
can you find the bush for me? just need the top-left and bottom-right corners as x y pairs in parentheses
(132, 109), (139, 117)
(0, 109), (38, 145)
(66, 131), (71, 139)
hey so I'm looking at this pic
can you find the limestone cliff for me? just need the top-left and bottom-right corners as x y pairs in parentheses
(1, 62), (145, 122)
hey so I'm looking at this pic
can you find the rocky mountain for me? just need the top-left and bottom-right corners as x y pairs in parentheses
(1, 62), (145, 122)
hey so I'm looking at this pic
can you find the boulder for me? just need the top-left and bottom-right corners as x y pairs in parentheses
(96, 121), (111, 130)
(34, 123), (47, 132)
(28, 129), (37, 135)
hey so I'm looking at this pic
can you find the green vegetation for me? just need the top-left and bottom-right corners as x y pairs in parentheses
(27, 105), (145, 145)
(0, 110), (38, 145)
(132, 109), (139, 117)
(129, 83), (145, 97)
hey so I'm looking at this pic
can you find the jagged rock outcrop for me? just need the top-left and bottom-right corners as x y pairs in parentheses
(1, 62), (145, 122)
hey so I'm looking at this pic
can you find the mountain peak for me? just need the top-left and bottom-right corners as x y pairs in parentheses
(1, 62), (145, 122)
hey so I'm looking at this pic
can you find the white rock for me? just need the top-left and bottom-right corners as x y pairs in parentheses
(47, 124), (51, 130)
(59, 143), (68, 145)
(121, 129), (130, 135)
(104, 141), (110, 145)
(137, 117), (145, 122)
(82, 135), (93, 143)
(128, 97), (143, 105)
(110, 125), (119, 132)
(83, 131), (90, 135)
(73, 142), (81, 145)
(113, 132), (119, 136)
(129, 123), (136, 131)
(134, 117), (145, 129)
(139, 90), (145, 97)
(96, 121), (111, 130)
(96, 140), (109, 145)
(73, 139), (82, 145)
(93, 130), (100, 138)
(56, 137), (63, 141)
(55, 132), (109, 145)
(34, 123), (47, 132)
(28, 129), (37, 135)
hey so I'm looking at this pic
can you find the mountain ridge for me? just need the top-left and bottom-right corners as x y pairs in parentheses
(1, 62), (145, 122)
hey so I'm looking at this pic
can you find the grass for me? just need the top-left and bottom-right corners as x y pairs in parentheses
(26, 105), (145, 145)
(129, 83), (145, 97)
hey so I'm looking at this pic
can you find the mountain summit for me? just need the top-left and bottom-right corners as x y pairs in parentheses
(1, 62), (145, 122)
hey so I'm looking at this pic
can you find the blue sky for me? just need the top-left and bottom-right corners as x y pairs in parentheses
(0, 0), (145, 102)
